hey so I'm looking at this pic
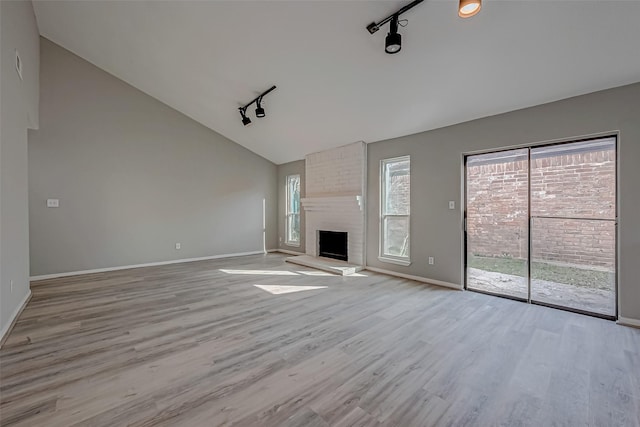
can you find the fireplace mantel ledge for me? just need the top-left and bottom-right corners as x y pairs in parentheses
(301, 195), (363, 211)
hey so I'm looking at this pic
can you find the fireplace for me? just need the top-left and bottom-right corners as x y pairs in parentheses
(318, 231), (348, 261)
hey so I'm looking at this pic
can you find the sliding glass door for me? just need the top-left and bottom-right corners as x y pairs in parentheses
(465, 137), (617, 318)
(465, 148), (529, 300)
(529, 139), (617, 316)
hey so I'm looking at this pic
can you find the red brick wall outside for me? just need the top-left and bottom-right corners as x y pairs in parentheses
(467, 149), (616, 269)
(388, 174), (410, 213)
(384, 174), (410, 255)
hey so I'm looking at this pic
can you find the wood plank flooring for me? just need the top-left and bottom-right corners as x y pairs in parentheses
(1, 253), (639, 426)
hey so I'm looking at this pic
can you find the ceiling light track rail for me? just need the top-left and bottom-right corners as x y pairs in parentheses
(366, 0), (424, 35)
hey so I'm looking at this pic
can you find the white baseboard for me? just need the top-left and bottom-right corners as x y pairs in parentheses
(30, 250), (267, 281)
(617, 317), (640, 328)
(272, 248), (306, 256)
(0, 290), (32, 348)
(365, 266), (462, 290)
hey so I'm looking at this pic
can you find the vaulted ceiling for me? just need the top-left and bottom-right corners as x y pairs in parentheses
(33, 1), (640, 164)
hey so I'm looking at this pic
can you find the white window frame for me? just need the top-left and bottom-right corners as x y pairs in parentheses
(285, 174), (301, 247)
(379, 156), (411, 266)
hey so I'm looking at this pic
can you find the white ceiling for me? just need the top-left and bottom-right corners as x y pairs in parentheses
(33, 1), (640, 164)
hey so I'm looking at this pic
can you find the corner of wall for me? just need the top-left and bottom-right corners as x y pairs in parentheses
(0, 0), (40, 340)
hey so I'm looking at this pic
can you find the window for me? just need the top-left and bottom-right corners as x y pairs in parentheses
(285, 174), (301, 246)
(380, 156), (410, 265)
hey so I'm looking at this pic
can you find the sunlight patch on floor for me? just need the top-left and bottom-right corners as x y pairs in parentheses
(220, 269), (300, 276)
(253, 284), (329, 295)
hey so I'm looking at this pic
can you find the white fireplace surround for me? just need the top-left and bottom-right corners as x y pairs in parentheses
(301, 195), (364, 265)
(301, 141), (366, 266)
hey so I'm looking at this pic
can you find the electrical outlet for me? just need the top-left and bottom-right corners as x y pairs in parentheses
(47, 199), (60, 208)
(175, 243), (181, 250)
(428, 257), (434, 265)
(448, 201), (455, 210)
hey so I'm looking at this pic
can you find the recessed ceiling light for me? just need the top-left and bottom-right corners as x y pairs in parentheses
(459, 0), (482, 18)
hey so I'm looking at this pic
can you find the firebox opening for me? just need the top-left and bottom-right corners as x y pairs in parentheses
(318, 231), (348, 262)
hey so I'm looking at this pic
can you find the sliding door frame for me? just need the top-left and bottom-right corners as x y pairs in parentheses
(463, 133), (619, 320)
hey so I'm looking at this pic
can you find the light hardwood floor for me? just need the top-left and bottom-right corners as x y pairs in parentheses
(1, 253), (639, 426)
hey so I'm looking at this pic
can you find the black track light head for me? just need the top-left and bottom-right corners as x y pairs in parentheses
(255, 98), (266, 118)
(239, 108), (252, 126)
(385, 15), (402, 54)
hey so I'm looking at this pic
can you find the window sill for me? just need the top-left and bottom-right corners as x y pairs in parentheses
(284, 242), (301, 248)
(378, 256), (411, 267)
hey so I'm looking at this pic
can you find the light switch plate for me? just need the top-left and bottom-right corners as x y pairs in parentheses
(47, 199), (59, 208)
(448, 201), (455, 210)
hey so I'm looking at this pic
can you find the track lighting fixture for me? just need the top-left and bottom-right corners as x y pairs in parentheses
(459, 0), (482, 18)
(237, 85), (276, 126)
(367, 0), (481, 54)
(366, 0), (423, 54)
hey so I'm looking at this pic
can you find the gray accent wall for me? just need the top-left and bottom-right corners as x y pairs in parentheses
(1, 0), (40, 335)
(277, 160), (305, 253)
(28, 38), (277, 276)
(367, 82), (640, 321)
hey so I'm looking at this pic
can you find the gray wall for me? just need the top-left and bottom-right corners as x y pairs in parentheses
(277, 160), (305, 253)
(367, 82), (640, 321)
(28, 38), (277, 276)
(1, 0), (39, 335)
